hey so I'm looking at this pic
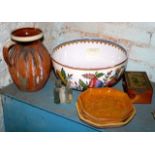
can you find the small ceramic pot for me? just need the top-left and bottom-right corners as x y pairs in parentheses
(51, 39), (128, 90)
(3, 27), (52, 91)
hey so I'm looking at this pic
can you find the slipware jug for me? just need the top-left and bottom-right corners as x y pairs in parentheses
(3, 27), (52, 91)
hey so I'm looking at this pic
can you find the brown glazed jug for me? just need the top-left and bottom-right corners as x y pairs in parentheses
(3, 27), (52, 91)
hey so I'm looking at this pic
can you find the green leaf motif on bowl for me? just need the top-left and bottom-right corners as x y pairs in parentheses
(56, 68), (73, 85)
(79, 79), (88, 90)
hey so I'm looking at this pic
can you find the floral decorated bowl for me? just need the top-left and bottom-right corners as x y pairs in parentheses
(51, 39), (128, 90)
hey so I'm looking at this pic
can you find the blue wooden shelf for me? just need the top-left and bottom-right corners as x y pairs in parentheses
(1, 73), (155, 132)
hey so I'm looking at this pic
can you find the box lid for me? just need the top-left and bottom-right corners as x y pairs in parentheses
(123, 71), (153, 90)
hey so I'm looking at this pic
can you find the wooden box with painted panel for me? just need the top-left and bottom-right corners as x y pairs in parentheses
(122, 71), (153, 104)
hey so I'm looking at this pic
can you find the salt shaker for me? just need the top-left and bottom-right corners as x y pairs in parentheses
(53, 80), (62, 104)
(59, 86), (66, 103)
(65, 81), (73, 103)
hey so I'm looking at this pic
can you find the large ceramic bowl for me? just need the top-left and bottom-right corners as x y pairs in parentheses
(51, 39), (128, 90)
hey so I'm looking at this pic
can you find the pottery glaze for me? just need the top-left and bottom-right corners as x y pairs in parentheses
(52, 39), (128, 90)
(3, 27), (51, 91)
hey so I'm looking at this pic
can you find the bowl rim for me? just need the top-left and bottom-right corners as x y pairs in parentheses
(51, 39), (128, 70)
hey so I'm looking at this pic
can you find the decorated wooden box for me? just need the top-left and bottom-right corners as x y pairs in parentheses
(122, 71), (153, 104)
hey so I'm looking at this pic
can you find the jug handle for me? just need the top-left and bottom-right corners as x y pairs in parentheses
(3, 40), (16, 67)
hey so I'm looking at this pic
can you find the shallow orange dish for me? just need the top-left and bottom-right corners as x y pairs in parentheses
(76, 87), (136, 128)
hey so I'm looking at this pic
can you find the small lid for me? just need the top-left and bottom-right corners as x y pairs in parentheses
(11, 27), (43, 42)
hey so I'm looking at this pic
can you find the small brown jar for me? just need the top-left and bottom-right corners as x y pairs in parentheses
(3, 27), (52, 91)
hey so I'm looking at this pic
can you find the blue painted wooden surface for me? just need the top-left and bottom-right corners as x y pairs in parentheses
(2, 97), (97, 132)
(1, 73), (155, 132)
